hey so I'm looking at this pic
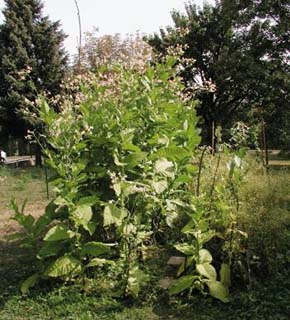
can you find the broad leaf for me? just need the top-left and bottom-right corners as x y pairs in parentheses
(124, 152), (147, 169)
(74, 205), (92, 230)
(152, 180), (168, 194)
(196, 263), (217, 280)
(86, 258), (115, 268)
(199, 249), (212, 264)
(127, 266), (148, 298)
(21, 274), (39, 294)
(220, 263), (231, 288)
(174, 243), (196, 256)
(204, 280), (230, 303)
(103, 204), (127, 227)
(37, 241), (63, 259)
(45, 255), (82, 277)
(44, 224), (74, 242)
(81, 241), (114, 256)
(77, 196), (99, 207)
(155, 158), (175, 178)
(169, 275), (196, 295)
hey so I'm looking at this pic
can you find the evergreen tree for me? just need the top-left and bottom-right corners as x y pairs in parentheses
(0, 0), (68, 137)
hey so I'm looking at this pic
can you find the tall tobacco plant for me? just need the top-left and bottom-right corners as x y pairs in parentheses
(17, 57), (204, 297)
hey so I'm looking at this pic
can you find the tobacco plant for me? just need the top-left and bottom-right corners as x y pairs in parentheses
(15, 57), (203, 297)
(12, 56), (249, 303)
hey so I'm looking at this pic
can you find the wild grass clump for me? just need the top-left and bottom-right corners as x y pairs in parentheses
(238, 166), (290, 278)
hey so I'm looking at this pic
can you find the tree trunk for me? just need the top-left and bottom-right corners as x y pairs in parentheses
(35, 144), (42, 166)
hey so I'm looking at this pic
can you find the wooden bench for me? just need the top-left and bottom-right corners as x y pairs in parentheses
(4, 156), (35, 167)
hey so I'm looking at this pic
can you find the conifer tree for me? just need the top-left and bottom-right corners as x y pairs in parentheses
(0, 0), (68, 137)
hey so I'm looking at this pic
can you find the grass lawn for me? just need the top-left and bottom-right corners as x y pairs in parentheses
(0, 165), (289, 319)
(0, 167), (49, 238)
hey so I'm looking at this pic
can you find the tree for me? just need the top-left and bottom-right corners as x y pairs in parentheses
(147, 1), (290, 147)
(0, 0), (68, 140)
(74, 30), (152, 72)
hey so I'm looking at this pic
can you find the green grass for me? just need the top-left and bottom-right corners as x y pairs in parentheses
(0, 243), (289, 320)
(0, 166), (49, 239)
(0, 166), (289, 319)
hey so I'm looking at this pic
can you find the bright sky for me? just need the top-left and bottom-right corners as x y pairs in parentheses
(0, 0), (215, 58)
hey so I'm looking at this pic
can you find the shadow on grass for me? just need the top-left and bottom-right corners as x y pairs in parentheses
(0, 239), (289, 320)
(0, 240), (37, 306)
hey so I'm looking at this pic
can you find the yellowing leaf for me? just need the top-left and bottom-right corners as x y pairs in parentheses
(152, 180), (168, 194)
(155, 158), (175, 178)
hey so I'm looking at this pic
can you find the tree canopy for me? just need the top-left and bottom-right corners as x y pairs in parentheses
(147, 0), (290, 147)
(0, 0), (68, 137)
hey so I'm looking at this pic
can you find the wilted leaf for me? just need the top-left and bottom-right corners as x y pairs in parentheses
(166, 211), (179, 228)
(155, 158), (175, 178)
(152, 180), (168, 194)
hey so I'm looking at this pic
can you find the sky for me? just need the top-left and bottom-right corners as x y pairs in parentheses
(0, 0), (215, 58)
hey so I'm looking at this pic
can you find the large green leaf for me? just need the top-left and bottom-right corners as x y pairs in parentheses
(43, 224), (74, 242)
(204, 280), (230, 303)
(166, 211), (179, 228)
(220, 263), (231, 288)
(169, 275), (196, 295)
(86, 258), (115, 268)
(199, 249), (212, 264)
(196, 263), (217, 280)
(45, 255), (82, 277)
(127, 266), (148, 298)
(21, 274), (39, 294)
(77, 196), (99, 207)
(81, 241), (114, 256)
(174, 243), (196, 256)
(33, 213), (53, 236)
(103, 204), (127, 227)
(124, 152), (147, 169)
(74, 205), (92, 230)
(37, 241), (63, 259)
